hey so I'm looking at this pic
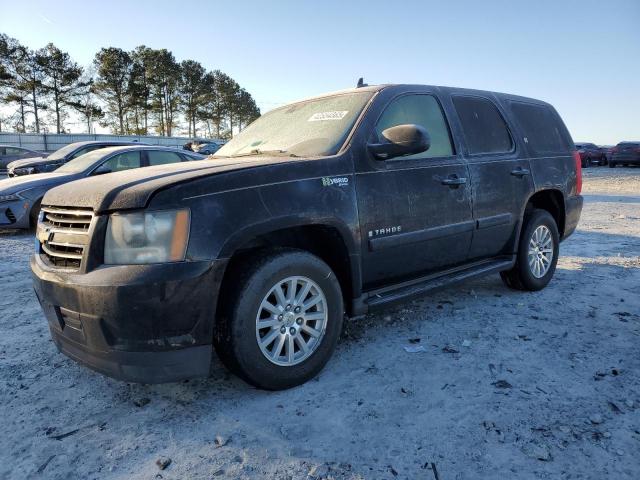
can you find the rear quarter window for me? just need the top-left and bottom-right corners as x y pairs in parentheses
(509, 102), (571, 156)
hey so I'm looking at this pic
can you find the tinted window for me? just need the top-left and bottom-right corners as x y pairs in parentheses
(100, 151), (141, 172)
(375, 94), (454, 159)
(5, 147), (24, 155)
(453, 96), (513, 154)
(510, 102), (570, 155)
(147, 150), (183, 166)
(69, 145), (106, 160)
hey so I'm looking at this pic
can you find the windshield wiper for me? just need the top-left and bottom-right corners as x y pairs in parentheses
(230, 149), (298, 158)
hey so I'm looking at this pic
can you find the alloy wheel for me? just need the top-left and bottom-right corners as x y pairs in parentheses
(255, 276), (328, 366)
(528, 225), (554, 278)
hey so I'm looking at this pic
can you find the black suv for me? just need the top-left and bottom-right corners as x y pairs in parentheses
(31, 84), (583, 390)
(7, 140), (142, 176)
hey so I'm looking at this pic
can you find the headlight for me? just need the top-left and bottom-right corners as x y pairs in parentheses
(14, 167), (35, 175)
(104, 209), (190, 264)
(0, 193), (21, 203)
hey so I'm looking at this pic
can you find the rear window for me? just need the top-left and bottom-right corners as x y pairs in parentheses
(452, 96), (513, 154)
(509, 102), (570, 155)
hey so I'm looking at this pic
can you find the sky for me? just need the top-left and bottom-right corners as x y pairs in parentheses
(1, 0), (638, 144)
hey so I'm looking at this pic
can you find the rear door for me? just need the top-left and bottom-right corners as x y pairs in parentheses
(355, 92), (474, 288)
(451, 95), (534, 260)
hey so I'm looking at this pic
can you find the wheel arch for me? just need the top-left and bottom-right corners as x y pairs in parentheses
(216, 218), (361, 316)
(524, 189), (566, 238)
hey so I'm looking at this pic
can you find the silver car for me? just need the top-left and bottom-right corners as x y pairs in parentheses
(0, 145), (205, 229)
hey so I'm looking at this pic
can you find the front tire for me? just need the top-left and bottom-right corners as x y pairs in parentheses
(29, 199), (42, 230)
(214, 249), (344, 390)
(609, 161), (616, 168)
(501, 209), (559, 291)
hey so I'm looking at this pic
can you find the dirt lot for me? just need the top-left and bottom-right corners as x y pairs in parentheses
(0, 167), (638, 480)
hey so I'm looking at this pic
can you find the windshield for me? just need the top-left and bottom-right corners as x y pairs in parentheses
(215, 91), (374, 158)
(56, 149), (109, 173)
(47, 143), (87, 160)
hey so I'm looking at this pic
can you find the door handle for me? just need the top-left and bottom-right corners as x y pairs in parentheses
(511, 167), (530, 177)
(441, 175), (467, 186)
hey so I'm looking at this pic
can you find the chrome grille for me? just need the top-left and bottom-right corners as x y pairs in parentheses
(38, 207), (94, 270)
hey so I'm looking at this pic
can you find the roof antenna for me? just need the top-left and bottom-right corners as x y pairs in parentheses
(356, 77), (368, 88)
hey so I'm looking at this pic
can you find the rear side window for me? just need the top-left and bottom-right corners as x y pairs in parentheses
(375, 94), (454, 159)
(509, 102), (570, 155)
(147, 150), (183, 166)
(452, 96), (513, 154)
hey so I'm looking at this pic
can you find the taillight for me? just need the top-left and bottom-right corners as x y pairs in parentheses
(573, 151), (582, 194)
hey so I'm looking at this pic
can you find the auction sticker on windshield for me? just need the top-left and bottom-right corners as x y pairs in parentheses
(308, 111), (349, 122)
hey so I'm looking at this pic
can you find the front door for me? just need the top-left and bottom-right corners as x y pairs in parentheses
(355, 93), (474, 289)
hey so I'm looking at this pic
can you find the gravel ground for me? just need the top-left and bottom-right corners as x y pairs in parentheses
(0, 167), (638, 480)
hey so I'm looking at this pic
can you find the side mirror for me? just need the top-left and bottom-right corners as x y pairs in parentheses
(368, 124), (431, 160)
(93, 164), (112, 175)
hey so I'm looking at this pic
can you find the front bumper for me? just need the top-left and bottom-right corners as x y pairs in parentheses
(0, 198), (31, 228)
(562, 194), (583, 240)
(31, 255), (228, 383)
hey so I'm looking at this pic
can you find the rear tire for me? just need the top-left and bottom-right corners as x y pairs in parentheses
(609, 162), (616, 168)
(214, 248), (344, 390)
(501, 209), (559, 291)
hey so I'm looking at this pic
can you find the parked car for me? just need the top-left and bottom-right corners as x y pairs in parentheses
(0, 146), (204, 229)
(575, 142), (605, 167)
(195, 142), (224, 155)
(32, 84), (582, 390)
(599, 145), (614, 165)
(6, 140), (143, 177)
(0, 145), (46, 174)
(609, 141), (640, 167)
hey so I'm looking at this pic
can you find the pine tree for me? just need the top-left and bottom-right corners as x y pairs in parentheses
(93, 47), (132, 134)
(0, 33), (46, 132)
(36, 43), (89, 133)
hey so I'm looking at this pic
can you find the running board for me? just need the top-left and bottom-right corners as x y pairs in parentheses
(363, 258), (515, 311)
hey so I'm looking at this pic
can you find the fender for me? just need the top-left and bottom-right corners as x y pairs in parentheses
(216, 215), (363, 302)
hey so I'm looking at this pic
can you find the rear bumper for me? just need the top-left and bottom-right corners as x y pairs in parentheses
(31, 255), (228, 383)
(563, 194), (583, 240)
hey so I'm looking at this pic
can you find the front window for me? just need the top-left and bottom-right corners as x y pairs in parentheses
(69, 145), (105, 160)
(375, 94), (454, 159)
(214, 91), (374, 158)
(98, 151), (141, 172)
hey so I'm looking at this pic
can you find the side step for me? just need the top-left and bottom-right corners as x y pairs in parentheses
(364, 257), (515, 311)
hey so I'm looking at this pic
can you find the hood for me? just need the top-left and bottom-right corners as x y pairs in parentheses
(0, 171), (78, 194)
(42, 156), (299, 212)
(1, 154), (46, 169)
(7, 156), (55, 169)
